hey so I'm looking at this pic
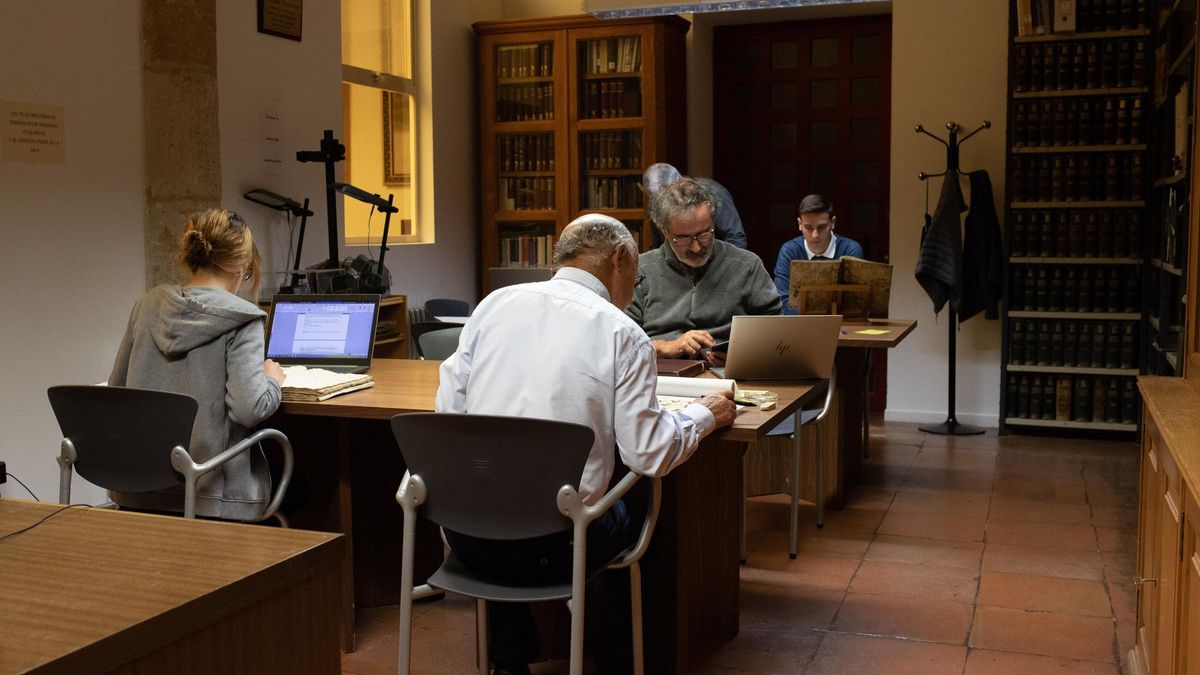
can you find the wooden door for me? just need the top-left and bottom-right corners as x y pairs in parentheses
(713, 16), (891, 266)
(714, 16), (892, 409)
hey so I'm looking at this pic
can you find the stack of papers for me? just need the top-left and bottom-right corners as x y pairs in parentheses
(280, 366), (375, 402)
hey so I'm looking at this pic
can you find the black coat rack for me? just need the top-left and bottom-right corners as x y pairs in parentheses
(916, 120), (990, 436)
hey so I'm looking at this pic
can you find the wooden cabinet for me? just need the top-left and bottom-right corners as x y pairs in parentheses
(473, 15), (689, 294)
(1133, 377), (1200, 674)
(373, 294), (410, 358)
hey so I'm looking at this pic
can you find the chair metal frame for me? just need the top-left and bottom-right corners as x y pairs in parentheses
(52, 385), (293, 522)
(742, 366), (837, 560)
(393, 413), (662, 675)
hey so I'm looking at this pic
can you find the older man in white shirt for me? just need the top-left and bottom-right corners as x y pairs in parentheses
(436, 213), (735, 675)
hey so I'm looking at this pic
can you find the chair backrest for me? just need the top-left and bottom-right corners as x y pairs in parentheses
(418, 326), (463, 361)
(424, 298), (470, 317)
(392, 413), (593, 540)
(409, 320), (451, 358)
(47, 385), (197, 493)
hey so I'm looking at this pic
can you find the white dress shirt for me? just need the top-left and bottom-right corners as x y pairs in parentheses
(804, 232), (839, 260)
(436, 266), (717, 503)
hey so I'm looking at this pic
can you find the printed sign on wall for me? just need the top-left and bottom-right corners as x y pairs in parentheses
(2, 101), (65, 164)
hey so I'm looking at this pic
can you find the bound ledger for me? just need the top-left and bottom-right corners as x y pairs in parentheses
(280, 366), (375, 402)
(656, 358), (706, 377)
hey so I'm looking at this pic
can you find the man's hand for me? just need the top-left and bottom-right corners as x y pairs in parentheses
(264, 358), (286, 386)
(706, 349), (727, 368)
(696, 390), (736, 428)
(654, 330), (715, 358)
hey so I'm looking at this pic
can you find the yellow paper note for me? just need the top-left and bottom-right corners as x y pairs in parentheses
(855, 329), (891, 335)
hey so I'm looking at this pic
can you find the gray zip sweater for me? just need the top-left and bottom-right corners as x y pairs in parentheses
(626, 239), (781, 341)
(108, 284), (282, 520)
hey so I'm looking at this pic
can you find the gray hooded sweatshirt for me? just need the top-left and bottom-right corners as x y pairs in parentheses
(108, 284), (282, 520)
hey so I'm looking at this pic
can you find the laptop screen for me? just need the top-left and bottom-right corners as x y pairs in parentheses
(266, 295), (380, 364)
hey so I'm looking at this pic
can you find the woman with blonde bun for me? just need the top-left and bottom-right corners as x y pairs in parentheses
(109, 208), (286, 520)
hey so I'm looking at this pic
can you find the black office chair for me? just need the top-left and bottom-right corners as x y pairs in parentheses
(417, 326), (463, 361)
(48, 385), (293, 522)
(424, 298), (471, 318)
(742, 366), (837, 559)
(392, 413), (661, 675)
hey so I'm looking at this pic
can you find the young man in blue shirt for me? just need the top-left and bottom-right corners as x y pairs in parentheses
(773, 194), (865, 315)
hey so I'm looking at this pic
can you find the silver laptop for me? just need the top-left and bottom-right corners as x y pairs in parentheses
(719, 314), (842, 381)
(265, 294), (381, 373)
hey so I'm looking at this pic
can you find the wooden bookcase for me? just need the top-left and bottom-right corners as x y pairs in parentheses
(1131, 8), (1200, 674)
(1000, 3), (1155, 435)
(473, 15), (689, 294)
(1145, 0), (1196, 375)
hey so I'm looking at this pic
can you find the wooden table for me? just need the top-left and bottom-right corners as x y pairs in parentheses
(0, 498), (343, 675)
(835, 319), (918, 494)
(275, 359), (822, 673)
(743, 319), (917, 511)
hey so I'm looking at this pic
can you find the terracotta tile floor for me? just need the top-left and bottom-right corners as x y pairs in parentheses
(342, 420), (1139, 674)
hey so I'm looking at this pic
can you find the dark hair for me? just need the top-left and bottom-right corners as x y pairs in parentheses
(649, 177), (717, 231)
(797, 194), (834, 217)
(178, 208), (261, 297)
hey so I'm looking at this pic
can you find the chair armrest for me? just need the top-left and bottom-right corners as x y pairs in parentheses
(811, 366), (837, 425)
(170, 428), (293, 520)
(557, 468), (643, 526)
(608, 476), (662, 569)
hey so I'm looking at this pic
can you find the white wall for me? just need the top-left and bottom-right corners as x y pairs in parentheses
(215, 0), (345, 294)
(218, 0), (496, 310)
(886, 0), (1008, 427)
(0, 1), (145, 503)
(385, 0), (497, 309)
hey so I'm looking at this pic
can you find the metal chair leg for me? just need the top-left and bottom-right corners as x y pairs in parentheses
(789, 411), (802, 559)
(817, 423), (825, 529)
(630, 563), (645, 675)
(476, 598), (489, 675)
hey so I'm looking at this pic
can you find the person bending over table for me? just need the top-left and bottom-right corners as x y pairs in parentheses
(773, 194), (865, 315)
(626, 177), (781, 365)
(641, 162), (748, 249)
(436, 213), (737, 675)
(109, 208), (287, 520)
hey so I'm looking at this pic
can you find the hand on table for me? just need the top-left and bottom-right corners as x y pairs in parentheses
(654, 330), (715, 358)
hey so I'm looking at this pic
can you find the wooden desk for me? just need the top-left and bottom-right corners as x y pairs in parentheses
(0, 498), (343, 675)
(743, 319), (917, 510)
(836, 319), (917, 497)
(276, 359), (822, 673)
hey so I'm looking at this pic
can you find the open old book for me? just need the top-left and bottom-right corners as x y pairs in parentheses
(789, 256), (893, 318)
(280, 366), (375, 402)
(655, 376), (736, 412)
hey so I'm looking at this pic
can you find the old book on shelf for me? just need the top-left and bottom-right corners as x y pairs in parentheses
(280, 366), (375, 402)
(789, 256), (892, 317)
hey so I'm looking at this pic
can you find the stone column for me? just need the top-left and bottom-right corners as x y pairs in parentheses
(141, 0), (221, 287)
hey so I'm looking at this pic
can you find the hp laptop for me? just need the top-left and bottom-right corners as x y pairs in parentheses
(265, 294), (381, 374)
(717, 314), (842, 381)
